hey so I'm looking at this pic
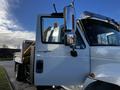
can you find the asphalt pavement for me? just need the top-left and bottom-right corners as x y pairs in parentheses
(0, 61), (36, 90)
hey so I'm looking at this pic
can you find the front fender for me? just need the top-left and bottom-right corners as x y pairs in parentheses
(91, 63), (120, 87)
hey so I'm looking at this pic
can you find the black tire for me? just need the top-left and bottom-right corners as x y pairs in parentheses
(15, 63), (25, 81)
(36, 86), (55, 90)
(85, 81), (120, 90)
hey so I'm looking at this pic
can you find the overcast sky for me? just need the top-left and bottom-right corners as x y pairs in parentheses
(0, 0), (120, 48)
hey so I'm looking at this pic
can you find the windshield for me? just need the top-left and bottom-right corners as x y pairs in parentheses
(81, 19), (120, 46)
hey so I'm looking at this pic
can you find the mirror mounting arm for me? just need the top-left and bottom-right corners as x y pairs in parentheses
(70, 46), (77, 57)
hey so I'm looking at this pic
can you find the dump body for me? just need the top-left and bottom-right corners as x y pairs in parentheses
(22, 40), (35, 64)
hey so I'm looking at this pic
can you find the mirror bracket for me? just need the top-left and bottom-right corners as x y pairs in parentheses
(70, 48), (77, 57)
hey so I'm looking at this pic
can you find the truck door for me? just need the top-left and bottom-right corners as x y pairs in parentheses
(34, 15), (90, 86)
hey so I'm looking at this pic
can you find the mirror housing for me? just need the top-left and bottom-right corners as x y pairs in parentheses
(64, 5), (75, 32)
(64, 4), (76, 46)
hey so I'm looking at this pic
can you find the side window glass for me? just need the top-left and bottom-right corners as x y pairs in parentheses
(42, 17), (64, 44)
(97, 32), (119, 45)
(75, 28), (86, 49)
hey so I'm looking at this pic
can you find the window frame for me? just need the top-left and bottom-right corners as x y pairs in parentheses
(81, 19), (120, 46)
(40, 15), (86, 48)
(75, 27), (86, 49)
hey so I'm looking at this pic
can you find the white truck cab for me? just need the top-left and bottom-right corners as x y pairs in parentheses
(15, 3), (120, 90)
(35, 4), (120, 89)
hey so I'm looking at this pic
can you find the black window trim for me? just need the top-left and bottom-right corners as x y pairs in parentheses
(75, 24), (86, 49)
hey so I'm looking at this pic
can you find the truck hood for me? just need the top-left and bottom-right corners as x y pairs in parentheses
(90, 46), (120, 86)
(91, 46), (120, 61)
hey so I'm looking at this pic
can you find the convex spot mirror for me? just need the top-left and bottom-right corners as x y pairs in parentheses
(64, 33), (76, 45)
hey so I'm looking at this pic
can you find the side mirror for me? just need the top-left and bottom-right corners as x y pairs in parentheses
(64, 5), (75, 32)
(63, 3), (78, 57)
(64, 4), (76, 46)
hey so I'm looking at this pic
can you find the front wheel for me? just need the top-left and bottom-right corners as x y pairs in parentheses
(37, 86), (54, 90)
(85, 81), (120, 90)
